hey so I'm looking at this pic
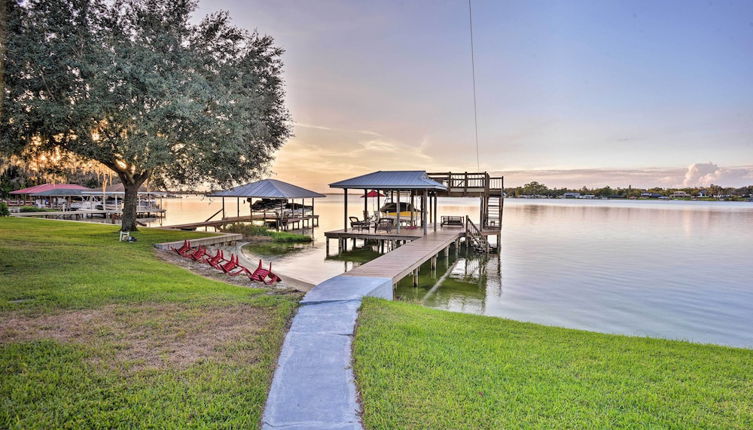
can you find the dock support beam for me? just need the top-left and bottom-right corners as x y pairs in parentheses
(412, 268), (419, 287)
(343, 188), (348, 232)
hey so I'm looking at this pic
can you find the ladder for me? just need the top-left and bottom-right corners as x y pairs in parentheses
(483, 193), (503, 230)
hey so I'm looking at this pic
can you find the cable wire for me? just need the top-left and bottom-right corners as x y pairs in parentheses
(468, 0), (480, 170)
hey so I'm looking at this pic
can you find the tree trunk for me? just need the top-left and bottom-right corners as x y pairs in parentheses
(121, 179), (144, 232)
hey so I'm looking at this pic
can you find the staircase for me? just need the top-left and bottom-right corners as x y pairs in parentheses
(465, 216), (491, 253)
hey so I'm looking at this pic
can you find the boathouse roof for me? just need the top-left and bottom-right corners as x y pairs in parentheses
(209, 179), (326, 199)
(10, 184), (89, 195)
(329, 171), (447, 190)
(30, 188), (94, 197)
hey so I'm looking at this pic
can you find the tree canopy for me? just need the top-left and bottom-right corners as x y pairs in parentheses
(1, 0), (291, 230)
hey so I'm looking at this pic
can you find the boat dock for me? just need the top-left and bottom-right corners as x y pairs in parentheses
(163, 213), (319, 231)
(344, 229), (464, 285)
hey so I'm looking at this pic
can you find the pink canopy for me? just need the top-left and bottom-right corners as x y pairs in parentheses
(10, 184), (89, 195)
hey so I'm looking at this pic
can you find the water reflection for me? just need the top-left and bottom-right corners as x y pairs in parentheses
(146, 196), (753, 348)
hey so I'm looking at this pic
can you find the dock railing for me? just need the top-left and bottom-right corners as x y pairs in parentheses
(428, 172), (504, 193)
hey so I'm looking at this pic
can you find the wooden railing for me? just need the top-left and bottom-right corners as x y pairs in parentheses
(465, 216), (490, 252)
(428, 172), (504, 192)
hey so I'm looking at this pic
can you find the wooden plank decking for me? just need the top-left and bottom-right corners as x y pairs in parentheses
(163, 214), (319, 231)
(343, 229), (464, 283)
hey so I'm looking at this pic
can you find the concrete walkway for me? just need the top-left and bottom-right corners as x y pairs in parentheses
(262, 274), (392, 430)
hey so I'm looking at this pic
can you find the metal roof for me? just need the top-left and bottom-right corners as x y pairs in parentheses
(209, 179), (326, 199)
(11, 184), (89, 195)
(30, 188), (93, 197)
(81, 190), (166, 197)
(329, 171), (447, 190)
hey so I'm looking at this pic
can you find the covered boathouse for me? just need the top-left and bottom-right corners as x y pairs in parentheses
(324, 170), (504, 255)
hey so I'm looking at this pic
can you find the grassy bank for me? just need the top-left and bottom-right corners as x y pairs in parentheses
(355, 299), (753, 429)
(0, 218), (299, 428)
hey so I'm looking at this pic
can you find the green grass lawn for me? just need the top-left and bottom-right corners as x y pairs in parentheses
(0, 218), (299, 428)
(355, 299), (753, 429)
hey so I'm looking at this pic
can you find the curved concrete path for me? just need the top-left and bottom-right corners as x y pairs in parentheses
(262, 274), (392, 430)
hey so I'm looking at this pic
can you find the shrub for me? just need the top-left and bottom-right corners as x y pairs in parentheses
(18, 206), (58, 213)
(0, 202), (9, 217)
(221, 223), (312, 243)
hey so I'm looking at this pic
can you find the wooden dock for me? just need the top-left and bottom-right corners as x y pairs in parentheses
(163, 214), (319, 231)
(11, 209), (118, 219)
(342, 229), (464, 284)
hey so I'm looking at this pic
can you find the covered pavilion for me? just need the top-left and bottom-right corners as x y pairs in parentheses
(208, 179), (325, 230)
(329, 170), (447, 235)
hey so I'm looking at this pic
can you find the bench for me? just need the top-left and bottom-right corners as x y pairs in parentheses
(440, 216), (465, 227)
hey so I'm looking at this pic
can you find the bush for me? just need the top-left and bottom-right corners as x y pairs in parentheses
(221, 223), (312, 243)
(221, 223), (270, 237)
(0, 202), (9, 217)
(269, 231), (312, 243)
(18, 206), (57, 213)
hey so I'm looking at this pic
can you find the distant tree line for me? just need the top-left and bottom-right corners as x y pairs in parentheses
(505, 181), (753, 200)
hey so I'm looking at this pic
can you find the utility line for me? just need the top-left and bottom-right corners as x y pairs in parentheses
(468, 0), (480, 170)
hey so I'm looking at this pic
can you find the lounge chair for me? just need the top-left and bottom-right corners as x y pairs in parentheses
(171, 240), (192, 256)
(349, 216), (370, 231)
(246, 260), (282, 284)
(219, 254), (244, 274)
(188, 246), (208, 261)
(375, 218), (394, 233)
(205, 249), (229, 269)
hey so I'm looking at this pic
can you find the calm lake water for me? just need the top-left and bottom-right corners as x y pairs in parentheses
(147, 196), (753, 348)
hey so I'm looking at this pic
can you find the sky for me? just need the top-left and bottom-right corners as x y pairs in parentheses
(196, 0), (753, 190)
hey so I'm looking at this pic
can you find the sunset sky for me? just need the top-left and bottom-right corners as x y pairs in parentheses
(197, 0), (753, 191)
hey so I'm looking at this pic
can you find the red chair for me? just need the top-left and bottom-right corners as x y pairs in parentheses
(189, 246), (208, 261)
(220, 254), (247, 274)
(204, 249), (228, 268)
(247, 260), (282, 285)
(171, 240), (192, 256)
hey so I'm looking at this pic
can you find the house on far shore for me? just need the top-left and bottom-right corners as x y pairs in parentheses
(563, 192), (581, 199)
(670, 191), (690, 198)
(641, 192), (662, 198)
(580, 194), (596, 199)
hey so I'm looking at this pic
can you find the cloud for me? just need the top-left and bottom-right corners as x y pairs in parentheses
(682, 162), (753, 187)
(495, 163), (753, 188)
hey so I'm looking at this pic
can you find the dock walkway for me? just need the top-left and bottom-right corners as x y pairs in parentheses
(344, 229), (463, 283)
(262, 229), (466, 429)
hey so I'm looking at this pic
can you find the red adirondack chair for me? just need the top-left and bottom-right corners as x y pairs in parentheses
(189, 246), (208, 261)
(247, 260), (281, 285)
(204, 249), (228, 268)
(220, 254), (245, 274)
(171, 240), (192, 256)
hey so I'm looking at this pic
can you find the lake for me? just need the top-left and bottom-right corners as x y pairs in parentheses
(147, 196), (753, 348)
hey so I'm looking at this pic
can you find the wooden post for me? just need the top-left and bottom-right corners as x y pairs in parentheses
(410, 191), (415, 226)
(376, 190), (381, 221)
(396, 190), (401, 233)
(422, 190), (428, 236)
(431, 255), (437, 274)
(344, 188), (348, 232)
(222, 197), (225, 219)
(364, 189), (368, 217)
(412, 268), (419, 287)
(433, 194), (438, 232)
(444, 246), (450, 266)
